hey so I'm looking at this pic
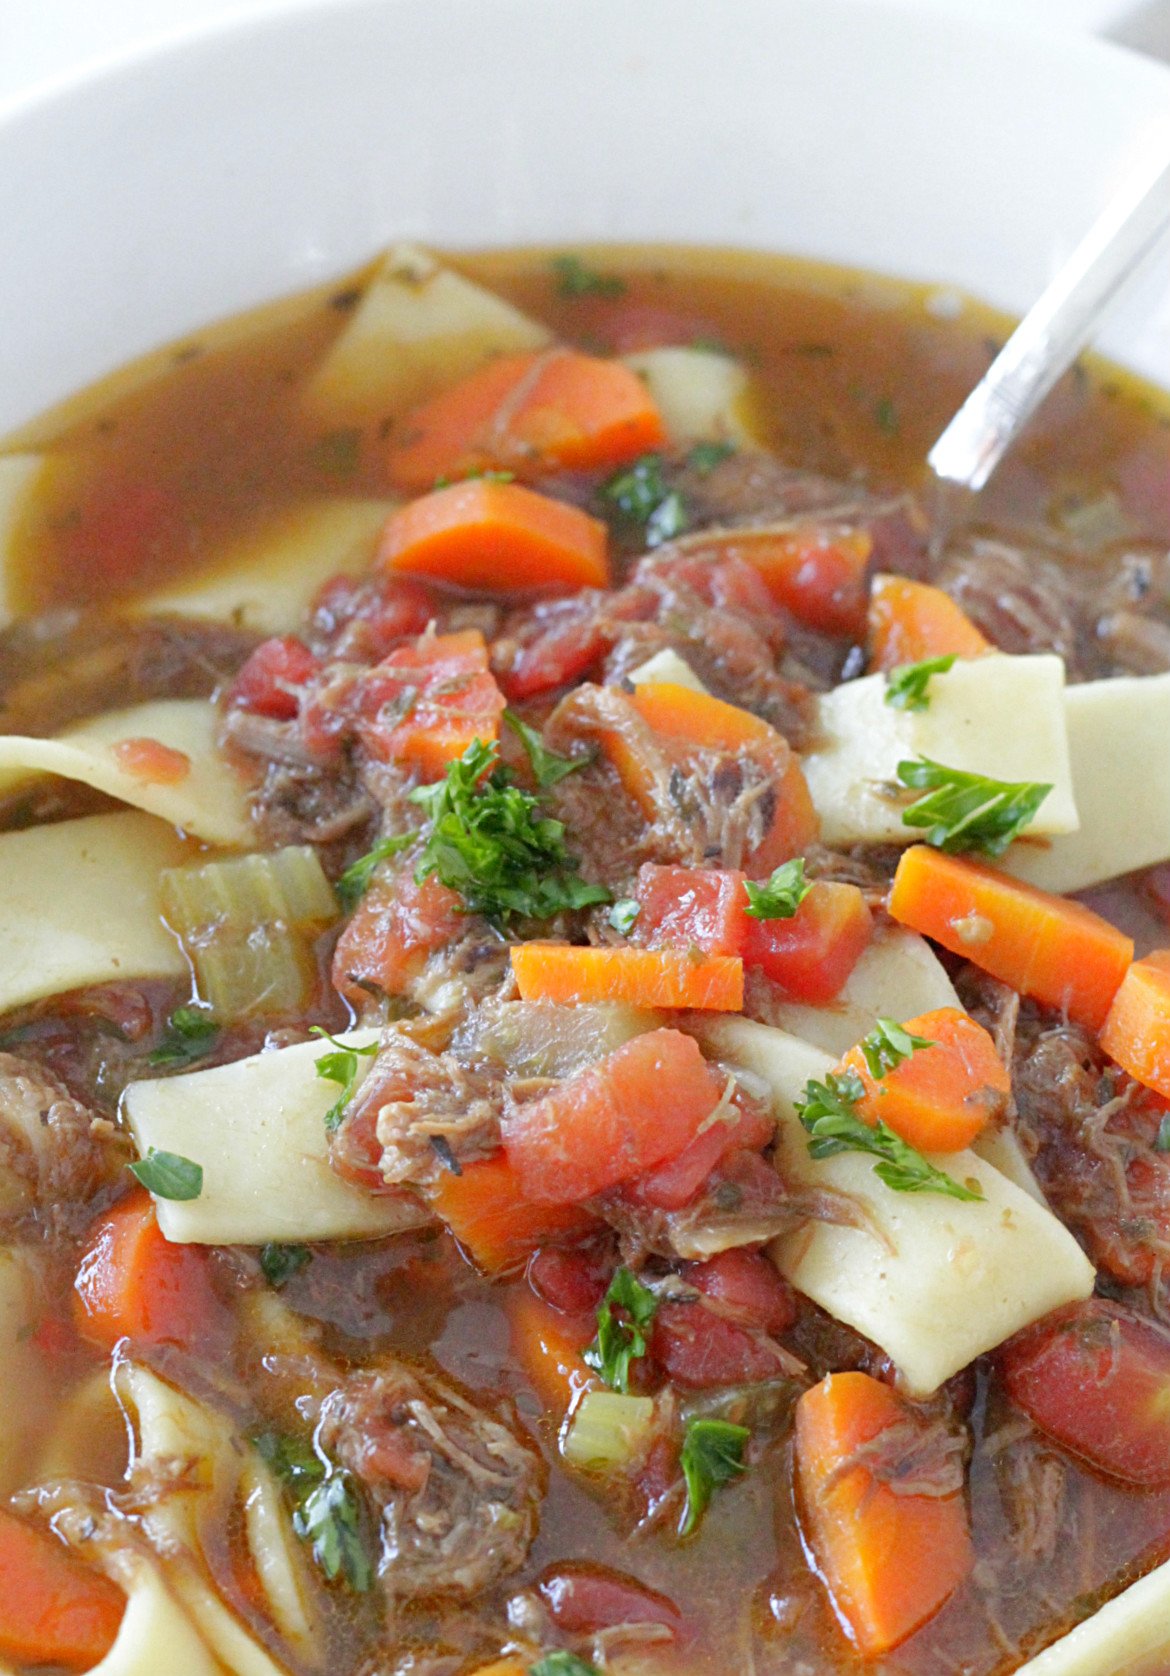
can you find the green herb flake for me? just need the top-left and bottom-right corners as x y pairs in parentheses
(128, 1147), (204, 1201)
(410, 739), (610, 927)
(743, 857), (811, 921)
(609, 897), (641, 935)
(260, 1243), (312, 1288)
(311, 1028), (379, 1133)
(504, 710), (593, 789)
(679, 1417), (749, 1536)
(601, 453), (689, 549)
(1156, 1115), (1170, 1154)
(796, 1071), (983, 1202)
(687, 439), (737, 474)
(583, 1266), (659, 1393)
(875, 396), (899, 436)
(293, 1473), (374, 1592)
(335, 833), (414, 911)
(529, 1654), (601, 1676)
(551, 254), (627, 299)
(433, 468), (516, 489)
(885, 655), (957, 713)
(858, 1017), (935, 1081)
(897, 758), (1052, 857)
(149, 1005), (219, 1067)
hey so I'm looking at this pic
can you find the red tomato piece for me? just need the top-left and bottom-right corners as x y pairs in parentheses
(312, 572), (436, 659)
(110, 737), (192, 785)
(651, 1300), (791, 1388)
(537, 1563), (684, 1638)
(743, 880), (872, 1004)
(527, 1245), (614, 1320)
(354, 628), (506, 776)
(228, 635), (320, 721)
(1001, 1299), (1170, 1486)
(630, 1088), (774, 1211)
(633, 864), (750, 957)
(332, 872), (463, 1005)
(687, 1248), (796, 1337)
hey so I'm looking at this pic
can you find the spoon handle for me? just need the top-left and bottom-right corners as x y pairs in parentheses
(928, 145), (1170, 498)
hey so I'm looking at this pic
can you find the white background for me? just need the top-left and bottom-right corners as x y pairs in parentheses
(2, 0), (1170, 109)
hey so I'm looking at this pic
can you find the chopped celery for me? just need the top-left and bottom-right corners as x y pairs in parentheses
(561, 1390), (655, 1471)
(160, 846), (338, 1019)
(461, 999), (663, 1080)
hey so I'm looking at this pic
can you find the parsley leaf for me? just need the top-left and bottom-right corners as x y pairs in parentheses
(128, 1147), (203, 1201)
(311, 1027), (379, 1133)
(411, 739), (610, 927)
(687, 439), (737, 474)
(897, 758), (1052, 856)
(796, 1071), (983, 1202)
(583, 1267), (658, 1393)
(608, 897), (641, 935)
(148, 1005), (219, 1067)
(503, 710), (593, 788)
(529, 1655), (600, 1676)
(601, 454), (689, 548)
(743, 857), (811, 921)
(551, 254), (626, 299)
(255, 1431), (373, 1593)
(335, 833), (414, 910)
(260, 1243), (311, 1287)
(885, 655), (957, 712)
(1157, 1115), (1170, 1153)
(857, 1017), (934, 1081)
(679, 1417), (749, 1536)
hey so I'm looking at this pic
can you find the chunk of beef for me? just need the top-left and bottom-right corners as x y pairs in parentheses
(317, 1364), (544, 1602)
(0, 1053), (124, 1237)
(935, 537), (1085, 672)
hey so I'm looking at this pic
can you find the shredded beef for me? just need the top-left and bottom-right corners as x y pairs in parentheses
(935, 537), (1084, 671)
(0, 1053), (124, 1237)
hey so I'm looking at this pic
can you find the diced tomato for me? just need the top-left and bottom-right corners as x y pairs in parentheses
(1001, 1299), (1170, 1486)
(501, 1028), (725, 1203)
(332, 871), (463, 1005)
(633, 865), (750, 957)
(686, 1249), (796, 1337)
(110, 736), (192, 785)
(312, 572), (436, 659)
(354, 628), (506, 776)
(744, 880), (872, 1004)
(228, 635), (320, 721)
(537, 1563), (684, 1638)
(650, 1301), (791, 1388)
(527, 1245), (614, 1321)
(630, 1088), (774, 1211)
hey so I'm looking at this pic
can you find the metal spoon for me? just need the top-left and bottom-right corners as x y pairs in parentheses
(926, 143), (1170, 540)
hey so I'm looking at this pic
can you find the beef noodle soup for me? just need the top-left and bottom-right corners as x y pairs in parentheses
(3, 242), (1170, 1676)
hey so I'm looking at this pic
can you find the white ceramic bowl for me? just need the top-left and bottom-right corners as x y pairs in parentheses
(2, 0), (1170, 434)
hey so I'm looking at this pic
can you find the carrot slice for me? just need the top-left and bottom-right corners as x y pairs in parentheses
(795, 1372), (973, 1657)
(501, 1027), (726, 1202)
(1101, 950), (1170, 1100)
(376, 478), (609, 593)
(355, 627), (506, 776)
(385, 349), (666, 493)
(0, 1509), (126, 1672)
(888, 845), (1133, 1032)
(839, 1005), (1009, 1153)
(630, 680), (775, 751)
(427, 1152), (598, 1275)
(868, 574), (991, 671)
(72, 1189), (221, 1353)
(510, 942), (743, 1012)
(508, 1287), (597, 1421)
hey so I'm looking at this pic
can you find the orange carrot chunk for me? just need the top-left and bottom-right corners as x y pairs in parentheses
(355, 627), (506, 775)
(795, 1372), (973, 1658)
(868, 573), (991, 671)
(839, 1005), (1009, 1153)
(376, 478), (609, 593)
(385, 348), (666, 492)
(501, 1027), (726, 1202)
(72, 1189), (221, 1353)
(427, 1152), (598, 1275)
(508, 1287), (598, 1421)
(629, 680), (776, 752)
(510, 942), (743, 1012)
(0, 1508), (126, 1673)
(888, 845), (1133, 1033)
(1101, 950), (1170, 1100)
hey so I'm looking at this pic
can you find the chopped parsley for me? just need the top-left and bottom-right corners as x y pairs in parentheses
(897, 758), (1052, 856)
(679, 1417), (749, 1536)
(687, 439), (737, 474)
(1156, 1115), (1170, 1153)
(875, 396), (899, 435)
(884, 655), (957, 712)
(583, 1267), (658, 1393)
(857, 1017), (934, 1081)
(529, 1655), (601, 1676)
(311, 1028), (378, 1133)
(551, 254), (627, 299)
(601, 453), (689, 548)
(608, 897), (641, 935)
(743, 857), (811, 921)
(503, 710), (593, 789)
(148, 1005), (219, 1067)
(255, 1431), (373, 1593)
(335, 833), (414, 910)
(410, 739), (610, 927)
(796, 1070), (983, 1202)
(260, 1243), (312, 1287)
(128, 1147), (203, 1201)
(433, 467), (516, 489)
